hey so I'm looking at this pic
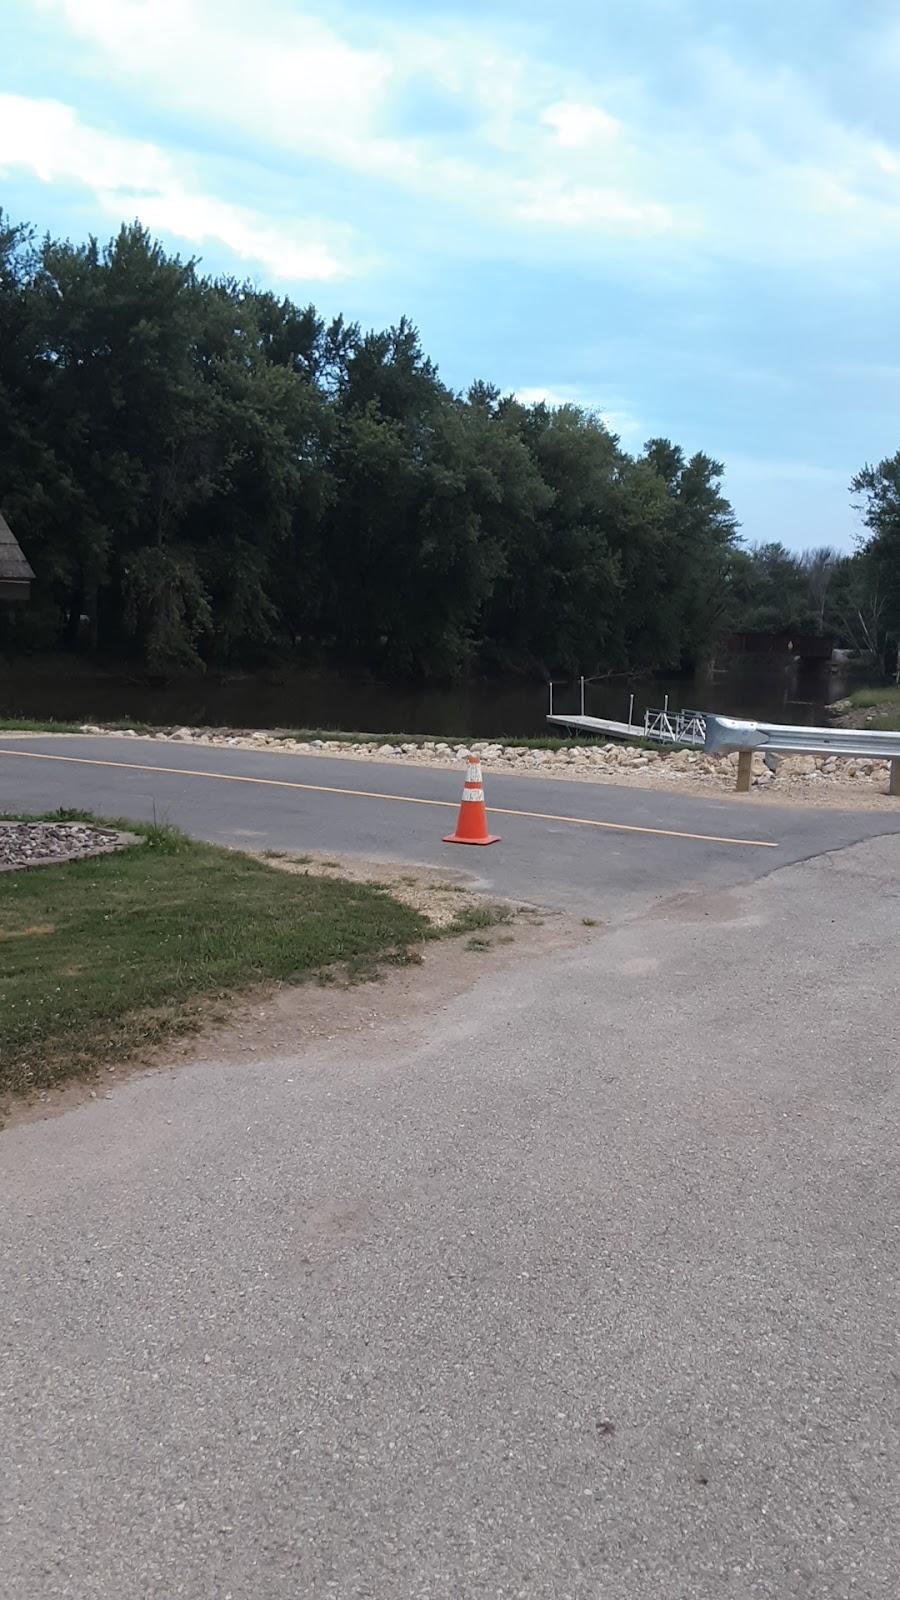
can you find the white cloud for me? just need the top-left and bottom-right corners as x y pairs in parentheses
(515, 386), (571, 406)
(0, 94), (360, 281)
(599, 406), (645, 447)
(872, 144), (900, 178)
(35, 0), (683, 242)
(516, 181), (675, 232)
(541, 101), (621, 149)
(514, 386), (644, 443)
(673, 44), (900, 259)
(28, 0), (900, 267)
(36, 0), (416, 182)
(133, 193), (348, 283)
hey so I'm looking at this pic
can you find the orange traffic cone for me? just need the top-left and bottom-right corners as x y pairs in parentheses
(443, 753), (501, 846)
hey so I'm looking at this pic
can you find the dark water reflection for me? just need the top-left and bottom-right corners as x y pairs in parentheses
(0, 655), (857, 738)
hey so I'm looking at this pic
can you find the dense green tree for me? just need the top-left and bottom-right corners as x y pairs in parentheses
(727, 542), (815, 634)
(825, 551), (890, 667)
(800, 546), (840, 635)
(1, 205), (764, 682)
(849, 455), (900, 673)
(489, 403), (624, 674)
(639, 442), (739, 668)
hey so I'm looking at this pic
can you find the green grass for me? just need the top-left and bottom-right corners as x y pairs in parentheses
(0, 813), (432, 1099)
(846, 686), (900, 710)
(0, 716), (86, 733)
(447, 903), (513, 934)
(0, 715), (150, 734)
(841, 686), (900, 730)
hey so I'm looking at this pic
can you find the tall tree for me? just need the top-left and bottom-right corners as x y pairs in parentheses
(640, 441), (739, 668)
(1, 205), (749, 685)
(799, 546), (840, 635)
(850, 455), (900, 672)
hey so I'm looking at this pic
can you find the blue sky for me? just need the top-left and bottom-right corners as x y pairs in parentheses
(4, 0), (900, 551)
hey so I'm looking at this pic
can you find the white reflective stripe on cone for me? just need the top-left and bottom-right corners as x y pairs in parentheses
(461, 789), (485, 802)
(466, 764), (483, 782)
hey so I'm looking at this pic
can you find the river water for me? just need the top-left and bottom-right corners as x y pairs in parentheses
(0, 655), (857, 737)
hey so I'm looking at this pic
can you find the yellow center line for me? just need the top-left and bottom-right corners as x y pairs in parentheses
(0, 746), (778, 850)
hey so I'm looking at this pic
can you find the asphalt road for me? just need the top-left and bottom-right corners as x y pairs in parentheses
(2, 733), (900, 914)
(3, 738), (900, 1597)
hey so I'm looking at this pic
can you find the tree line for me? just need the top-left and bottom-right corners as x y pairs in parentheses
(731, 515), (900, 676)
(1, 209), (898, 679)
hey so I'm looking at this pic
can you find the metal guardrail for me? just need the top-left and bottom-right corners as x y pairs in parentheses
(705, 714), (900, 794)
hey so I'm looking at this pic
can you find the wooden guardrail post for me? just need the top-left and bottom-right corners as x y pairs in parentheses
(891, 758), (900, 798)
(736, 750), (752, 792)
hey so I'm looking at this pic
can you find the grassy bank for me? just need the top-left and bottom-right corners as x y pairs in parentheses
(0, 814), (434, 1100)
(273, 726), (632, 751)
(0, 716), (150, 734)
(0, 716), (85, 733)
(0, 716), (664, 753)
(844, 686), (900, 730)
(847, 686), (900, 709)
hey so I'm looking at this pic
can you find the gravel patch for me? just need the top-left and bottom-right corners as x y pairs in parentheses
(0, 822), (140, 873)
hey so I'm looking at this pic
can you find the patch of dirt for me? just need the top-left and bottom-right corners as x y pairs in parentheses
(181, 906), (584, 1070)
(3, 906), (594, 1130)
(255, 848), (515, 929)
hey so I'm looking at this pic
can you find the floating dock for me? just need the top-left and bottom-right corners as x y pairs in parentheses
(546, 713), (639, 740)
(546, 694), (706, 747)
